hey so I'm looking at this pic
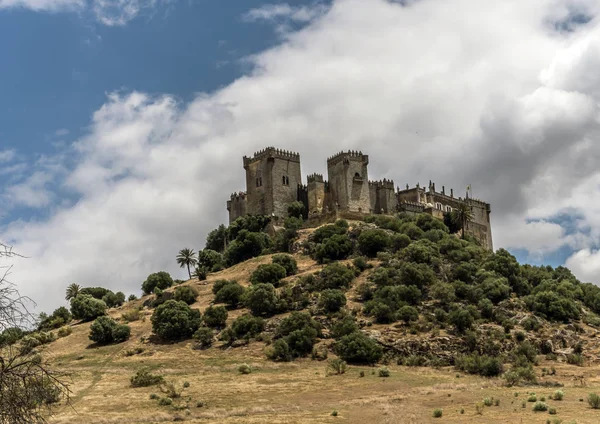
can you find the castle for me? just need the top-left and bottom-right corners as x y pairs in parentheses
(227, 147), (493, 250)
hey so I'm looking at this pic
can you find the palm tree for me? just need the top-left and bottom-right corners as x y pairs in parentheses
(176, 248), (197, 279)
(451, 203), (474, 239)
(65, 283), (81, 301)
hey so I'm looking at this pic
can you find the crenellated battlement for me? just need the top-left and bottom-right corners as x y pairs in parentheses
(307, 173), (324, 183)
(229, 191), (247, 201)
(327, 150), (368, 166)
(369, 178), (395, 190)
(243, 147), (300, 167)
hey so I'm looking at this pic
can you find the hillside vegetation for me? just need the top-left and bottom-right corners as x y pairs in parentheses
(5, 211), (600, 423)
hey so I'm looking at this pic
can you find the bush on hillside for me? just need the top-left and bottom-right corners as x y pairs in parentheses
(287, 201), (306, 219)
(197, 249), (225, 272)
(130, 369), (164, 387)
(222, 314), (265, 344)
(271, 254), (298, 276)
(333, 331), (383, 364)
(89, 316), (131, 344)
(318, 263), (356, 290)
(318, 289), (347, 313)
(454, 353), (503, 377)
(271, 312), (320, 359)
(243, 283), (280, 316)
(250, 263), (287, 286)
(142, 271), (174, 295)
(214, 281), (245, 308)
(193, 327), (214, 349)
(526, 291), (580, 322)
(202, 305), (228, 328)
(276, 312), (320, 338)
(397, 305), (419, 323)
(224, 230), (271, 266)
(449, 309), (474, 333)
(151, 300), (201, 340)
(102, 291), (126, 308)
(358, 229), (391, 257)
(0, 327), (24, 346)
(266, 338), (292, 362)
(363, 301), (396, 323)
(173, 286), (198, 305)
(331, 315), (359, 339)
(311, 221), (348, 243)
(80, 287), (111, 300)
(314, 234), (354, 263)
(70, 294), (107, 322)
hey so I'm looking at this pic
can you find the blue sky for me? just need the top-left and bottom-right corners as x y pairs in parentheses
(2, 0), (600, 313)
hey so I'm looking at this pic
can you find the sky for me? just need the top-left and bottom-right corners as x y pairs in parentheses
(2, 0), (600, 314)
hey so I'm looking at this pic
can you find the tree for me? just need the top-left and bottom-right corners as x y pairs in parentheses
(176, 248), (197, 279)
(451, 203), (474, 239)
(70, 294), (107, 321)
(205, 224), (228, 253)
(151, 300), (201, 340)
(141, 271), (174, 295)
(0, 242), (70, 422)
(65, 283), (81, 301)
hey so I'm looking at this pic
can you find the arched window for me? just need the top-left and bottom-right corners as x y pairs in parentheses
(282, 176), (286, 185)
(446, 205), (452, 212)
(354, 172), (361, 178)
(286, 176), (289, 185)
(436, 203), (442, 210)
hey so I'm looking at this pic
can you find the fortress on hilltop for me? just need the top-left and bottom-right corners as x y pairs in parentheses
(227, 147), (493, 250)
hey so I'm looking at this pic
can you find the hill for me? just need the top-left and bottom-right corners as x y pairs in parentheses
(8, 213), (600, 423)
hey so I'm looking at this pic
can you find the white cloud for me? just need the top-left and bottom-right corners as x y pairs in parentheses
(7, 0), (600, 313)
(0, 0), (165, 25)
(243, 3), (328, 23)
(0, 150), (16, 163)
(55, 128), (70, 137)
(0, 0), (82, 11)
(566, 249), (600, 282)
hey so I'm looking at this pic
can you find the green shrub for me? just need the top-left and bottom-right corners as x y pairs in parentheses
(243, 283), (279, 316)
(397, 305), (419, 323)
(526, 291), (580, 322)
(70, 294), (107, 321)
(331, 315), (359, 338)
(566, 353), (584, 366)
(553, 390), (564, 401)
(203, 305), (228, 328)
(483, 397), (493, 406)
(250, 263), (288, 286)
(312, 223), (348, 243)
(315, 234), (354, 263)
(272, 254), (298, 276)
(327, 358), (347, 375)
(318, 290), (347, 313)
(503, 365), (537, 386)
(378, 367), (390, 377)
(128, 294), (137, 302)
(151, 300), (201, 340)
(548, 407), (557, 415)
(89, 316), (131, 344)
(223, 314), (265, 344)
(173, 286), (198, 305)
(333, 332), (383, 364)
(588, 393), (600, 409)
(532, 401), (547, 412)
(19, 336), (41, 355)
(214, 281), (245, 308)
(102, 291), (126, 308)
(353, 257), (371, 272)
(224, 230), (271, 266)
(358, 229), (391, 257)
(193, 327), (214, 349)
(363, 301), (396, 323)
(122, 309), (142, 322)
(141, 271), (174, 295)
(197, 249), (224, 272)
(130, 369), (164, 387)
(319, 263), (356, 289)
(158, 397), (172, 406)
(522, 316), (541, 331)
(112, 324), (131, 342)
(266, 338), (292, 361)
(454, 353), (503, 377)
(528, 394), (537, 402)
(449, 309), (474, 333)
(432, 408), (442, 418)
(57, 326), (72, 338)
(238, 364), (252, 374)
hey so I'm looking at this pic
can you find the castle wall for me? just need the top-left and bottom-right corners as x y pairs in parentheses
(327, 151), (371, 213)
(307, 174), (326, 215)
(227, 193), (247, 224)
(466, 199), (493, 250)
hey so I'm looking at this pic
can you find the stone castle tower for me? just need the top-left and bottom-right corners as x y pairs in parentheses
(227, 147), (493, 250)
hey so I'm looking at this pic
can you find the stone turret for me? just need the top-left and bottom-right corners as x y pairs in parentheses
(327, 150), (370, 213)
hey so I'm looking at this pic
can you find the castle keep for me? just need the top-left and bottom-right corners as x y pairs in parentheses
(227, 147), (493, 250)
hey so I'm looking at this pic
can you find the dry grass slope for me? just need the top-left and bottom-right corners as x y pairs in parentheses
(38, 226), (600, 423)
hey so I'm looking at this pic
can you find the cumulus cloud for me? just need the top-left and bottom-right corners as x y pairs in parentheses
(6, 0), (600, 313)
(0, 150), (16, 163)
(243, 2), (329, 23)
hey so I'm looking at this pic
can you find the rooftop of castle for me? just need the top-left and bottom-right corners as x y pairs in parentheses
(243, 147), (300, 165)
(327, 150), (368, 165)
